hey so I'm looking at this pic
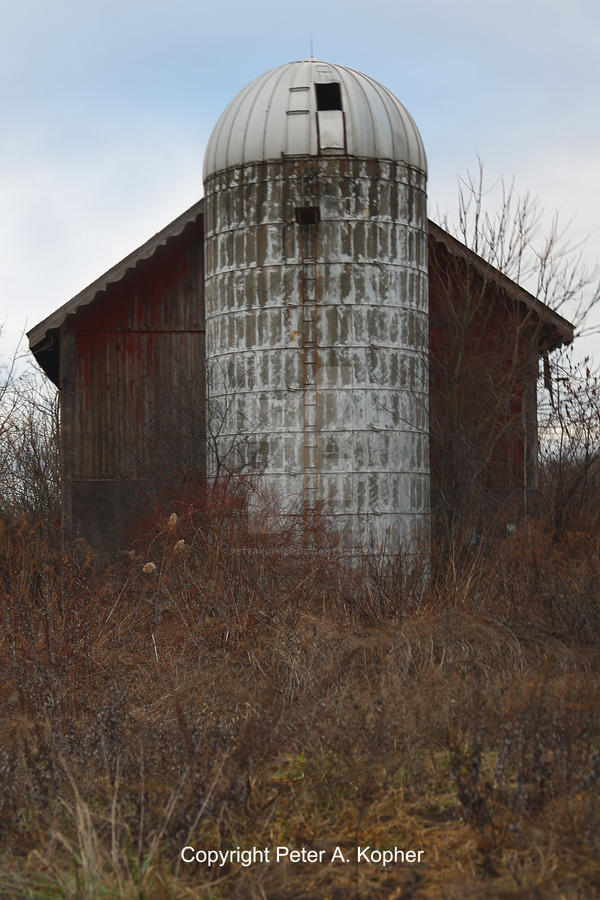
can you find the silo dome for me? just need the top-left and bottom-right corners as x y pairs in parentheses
(203, 58), (427, 179)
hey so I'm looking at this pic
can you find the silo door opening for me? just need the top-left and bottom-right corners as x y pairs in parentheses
(315, 82), (342, 111)
(315, 82), (345, 152)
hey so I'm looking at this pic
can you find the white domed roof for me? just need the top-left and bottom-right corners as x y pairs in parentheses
(203, 59), (427, 179)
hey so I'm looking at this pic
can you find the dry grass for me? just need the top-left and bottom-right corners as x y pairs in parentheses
(1, 499), (599, 898)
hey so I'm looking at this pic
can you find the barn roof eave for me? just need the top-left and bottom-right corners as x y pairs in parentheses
(27, 197), (205, 378)
(428, 219), (575, 352)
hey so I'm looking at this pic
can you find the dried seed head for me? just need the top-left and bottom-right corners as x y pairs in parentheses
(167, 513), (179, 531)
(142, 562), (157, 575)
(174, 539), (187, 552)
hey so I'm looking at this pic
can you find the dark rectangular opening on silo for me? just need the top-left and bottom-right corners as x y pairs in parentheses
(315, 82), (342, 111)
(295, 206), (321, 225)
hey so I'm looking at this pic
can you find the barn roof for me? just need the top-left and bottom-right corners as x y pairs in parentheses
(28, 198), (205, 384)
(28, 201), (573, 385)
(428, 220), (574, 352)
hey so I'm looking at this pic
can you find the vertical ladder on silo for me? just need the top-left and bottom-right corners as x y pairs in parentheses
(301, 222), (319, 521)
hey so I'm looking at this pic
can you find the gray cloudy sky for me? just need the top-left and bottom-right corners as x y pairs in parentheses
(1, 0), (599, 361)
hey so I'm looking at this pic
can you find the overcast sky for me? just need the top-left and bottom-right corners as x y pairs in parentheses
(1, 0), (599, 364)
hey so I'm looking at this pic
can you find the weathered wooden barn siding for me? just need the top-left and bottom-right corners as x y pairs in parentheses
(428, 234), (539, 535)
(60, 218), (205, 551)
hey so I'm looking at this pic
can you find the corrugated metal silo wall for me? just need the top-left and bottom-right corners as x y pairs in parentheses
(61, 221), (205, 552)
(204, 158), (429, 551)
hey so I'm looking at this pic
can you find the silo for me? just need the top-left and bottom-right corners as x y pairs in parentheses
(203, 59), (429, 551)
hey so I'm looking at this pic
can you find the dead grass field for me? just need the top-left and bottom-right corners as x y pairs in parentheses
(1, 499), (599, 899)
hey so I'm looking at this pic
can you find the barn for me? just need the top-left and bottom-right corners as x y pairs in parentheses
(28, 59), (573, 554)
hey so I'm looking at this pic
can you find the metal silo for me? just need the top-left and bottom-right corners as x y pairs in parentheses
(203, 59), (429, 551)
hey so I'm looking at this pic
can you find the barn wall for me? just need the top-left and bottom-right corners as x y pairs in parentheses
(60, 218), (205, 553)
(428, 236), (539, 538)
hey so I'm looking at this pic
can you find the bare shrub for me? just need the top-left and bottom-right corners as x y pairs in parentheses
(538, 348), (600, 537)
(0, 340), (59, 527)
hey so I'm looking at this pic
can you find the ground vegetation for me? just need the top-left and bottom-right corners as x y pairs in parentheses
(0, 482), (599, 898)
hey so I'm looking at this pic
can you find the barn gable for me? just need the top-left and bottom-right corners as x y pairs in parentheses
(29, 202), (205, 552)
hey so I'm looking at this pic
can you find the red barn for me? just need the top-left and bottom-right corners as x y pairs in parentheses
(28, 201), (572, 553)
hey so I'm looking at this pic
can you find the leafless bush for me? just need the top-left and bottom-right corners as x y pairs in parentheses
(0, 337), (59, 526)
(538, 348), (600, 537)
